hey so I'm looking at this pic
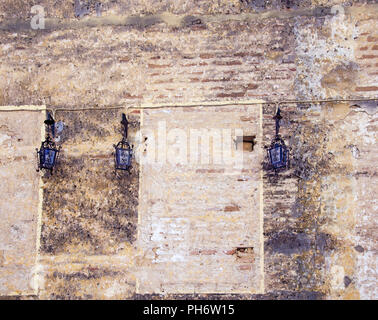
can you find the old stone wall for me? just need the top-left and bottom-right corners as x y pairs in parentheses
(38, 109), (139, 299)
(137, 104), (263, 294)
(1, 3), (377, 108)
(0, 107), (44, 296)
(0, 1), (376, 299)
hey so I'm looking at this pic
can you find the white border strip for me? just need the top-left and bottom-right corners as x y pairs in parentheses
(0, 105), (46, 111)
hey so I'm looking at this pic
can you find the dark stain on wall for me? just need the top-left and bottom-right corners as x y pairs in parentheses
(134, 290), (324, 300)
(40, 109), (139, 255)
(261, 103), (339, 297)
(266, 231), (312, 255)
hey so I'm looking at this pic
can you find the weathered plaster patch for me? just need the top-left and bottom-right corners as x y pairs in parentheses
(0, 107), (45, 296)
(294, 9), (357, 99)
(137, 104), (264, 294)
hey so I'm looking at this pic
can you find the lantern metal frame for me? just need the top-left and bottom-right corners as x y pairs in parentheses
(36, 112), (60, 173)
(267, 107), (289, 171)
(114, 113), (133, 172)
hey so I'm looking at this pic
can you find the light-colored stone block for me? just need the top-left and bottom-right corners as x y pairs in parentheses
(137, 104), (264, 294)
(0, 107), (44, 296)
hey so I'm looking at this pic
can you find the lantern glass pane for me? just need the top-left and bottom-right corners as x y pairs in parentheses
(43, 148), (57, 169)
(116, 148), (131, 167)
(270, 145), (282, 165)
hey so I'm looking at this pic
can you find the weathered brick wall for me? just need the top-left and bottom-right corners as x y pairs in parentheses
(0, 1), (376, 299)
(0, 18), (296, 107)
(0, 1), (377, 19)
(137, 105), (263, 294)
(38, 110), (139, 299)
(0, 3), (377, 107)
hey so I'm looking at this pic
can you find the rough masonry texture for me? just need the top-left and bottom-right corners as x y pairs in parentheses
(137, 105), (263, 294)
(0, 0), (377, 299)
(0, 108), (44, 296)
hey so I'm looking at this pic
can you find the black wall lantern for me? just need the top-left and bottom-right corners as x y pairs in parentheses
(37, 112), (60, 173)
(268, 107), (289, 171)
(114, 113), (133, 172)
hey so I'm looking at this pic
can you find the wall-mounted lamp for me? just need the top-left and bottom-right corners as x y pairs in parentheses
(37, 112), (60, 173)
(267, 107), (289, 171)
(114, 113), (133, 172)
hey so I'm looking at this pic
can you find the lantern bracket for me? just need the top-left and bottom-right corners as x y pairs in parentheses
(121, 113), (128, 142)
(273, 107), (283, 137)
(44, 111), (56, 138)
